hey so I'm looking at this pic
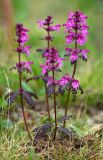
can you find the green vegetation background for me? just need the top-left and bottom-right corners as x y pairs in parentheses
(0, 0), (103, 107)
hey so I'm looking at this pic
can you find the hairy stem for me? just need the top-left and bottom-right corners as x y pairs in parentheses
(44, 25), (51, 123)
(18, 51), (33, 145)
(63, 89), (71, 127)
(52, 70), (57, 140)
(44, 83), (51, 122)
(63, 26), (77, 128)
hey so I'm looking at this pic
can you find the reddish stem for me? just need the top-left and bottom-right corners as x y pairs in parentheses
(52, 70), (57, 140)
(18, 47), (33, 145)
(44, 24), (51, 123)
(44, 83), (51, 122)
(63, 24), (77, 128)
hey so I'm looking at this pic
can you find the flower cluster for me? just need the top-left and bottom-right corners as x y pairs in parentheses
(37, 16), (61, 42)
(9, 24), (36, 104)
(40, 47), (64, 75)
(46, 76), (58, 86)
(37, 16), (64, 90)
(58, 74), (79, 90)
(14, 24), (33, 73)
(64, 11), (89, 45)
(15, 23), (31, 55)
(57, 74), (80, 98)
(37, 15), (85, 96)
(64, 11), (89, 64)
(8, 23), (38, 144)
(37, 16), (61, 32)
(8, 11), (90, 141)
(65, 48), (89, 64)
(11, 61), (33, 73)
(45, 73), (80, 97)
(37, 16), (62, 74)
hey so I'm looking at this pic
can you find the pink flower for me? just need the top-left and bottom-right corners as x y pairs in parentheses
(77, 33), (87, 46)
(65, 48), (73, 56)
(16, 61), (33, 73)
(44, 48), (64, 72)
(42, 49), (50, 58)
(15, 23), (31, 57)
(66, 32), (75, 44)
(50, 24), (61, 32)
(24, 62), (33, 72)
(71, 79), (80, 90)
(57, 58), (65, 67)
(70, 53), (78, 63)
(37, 16), (61, 32)
(64, 11), (89, 45)
(65, 48), (89, 62)
(79, 12), (88, 21)
(40, 47), (64, 74)
(16, 24), (29, 45)
(16, 23), (29, 34)
(22, 46), (31, 55)
(15, 46), (31, 56)
(37, 20), (44, 28)
(40, 64), (48, 74)
(81, 49), (89, 60)
(44, 16), (53, 25)
(58, 75), (71, 86)
(47, 76), (57, 86)
(20, 33), (29, 46)
(65, 20), (74, 30)
(68, 12), (74, 19)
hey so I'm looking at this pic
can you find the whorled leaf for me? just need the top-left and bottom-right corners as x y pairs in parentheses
(47, 85), (55, 96)
(25, 91), (38, 100)
(79, 86), (84, 94)
(58, 82), (71, 95)
(33, 123), (53, 140)
(36, 48), (44, 53)
(40, 36), (54, 41)
(58, 127), (74, 138)
(21, 68), (32, 74)
(71, 89), (77, 102)
(23, 91), (36, 107)
(58, 86), (65, 95)
(6, 91), (18, 105)
(71, 86), (84, 102)
(55, 69), (62, 72)
(9, 66), (16, 71)
(66, 82), (71, 88)
(10, 65), (32, 74)
(42, 76), (49, 83)
(26, 75), (42, 83)
(72, 94), (76, 102)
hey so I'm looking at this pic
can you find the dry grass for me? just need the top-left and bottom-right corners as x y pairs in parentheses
(35, 134), (103, 160)
(0, 122), (103, 160)
(0, 122), (40, 160)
